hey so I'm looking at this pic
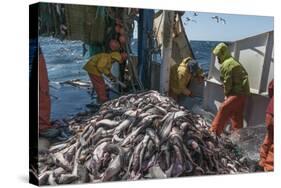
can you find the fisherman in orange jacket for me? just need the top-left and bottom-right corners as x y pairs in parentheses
(83, 52), (122, 103)
(259, 80), (274, 171)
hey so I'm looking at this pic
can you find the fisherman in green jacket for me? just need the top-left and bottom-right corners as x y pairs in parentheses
(210, 43), (250, 136)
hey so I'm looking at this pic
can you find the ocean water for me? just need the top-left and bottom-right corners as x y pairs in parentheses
(40, 37), (89, 82)
(39, 36), (218, 120)
(40, 37), (92, 120)
(190, 40), (221, 72)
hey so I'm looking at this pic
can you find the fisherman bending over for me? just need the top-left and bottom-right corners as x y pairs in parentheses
(169, 57), (204, 101)
(83, 52), (122, 103)
(210, 43), (250, 136)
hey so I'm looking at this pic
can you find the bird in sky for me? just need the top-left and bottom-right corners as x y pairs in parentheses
(220, 17), (226, 24)
(185, 17), (197, 23)
(211, 16), (227, 24)
(211, 16), (219, 23)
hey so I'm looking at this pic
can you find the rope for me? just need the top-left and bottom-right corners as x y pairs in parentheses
(126, 43), (144, 90)
(156, 12), (164, 39)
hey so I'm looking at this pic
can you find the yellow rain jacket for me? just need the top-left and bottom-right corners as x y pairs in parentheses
(170, 57), (202, 95)
(83, 52), (121, 77)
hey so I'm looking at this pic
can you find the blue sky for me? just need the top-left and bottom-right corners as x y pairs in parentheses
(182, 11), (274, 41)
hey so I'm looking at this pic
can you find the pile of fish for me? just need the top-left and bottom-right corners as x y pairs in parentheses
(37, 90), (251, 185)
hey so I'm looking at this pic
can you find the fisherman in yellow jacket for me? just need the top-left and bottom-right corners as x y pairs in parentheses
(169, 57), (203, 101)
(83, 52), (122, 103)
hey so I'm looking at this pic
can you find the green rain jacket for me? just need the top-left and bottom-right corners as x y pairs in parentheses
(213, 43), (250, 96)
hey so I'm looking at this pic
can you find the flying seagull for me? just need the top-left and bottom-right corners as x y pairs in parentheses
(211, 16), (219, 23)
(220, 17), (226, 24)
(185, 17), (197, 23)
(211, 16), (227, 24)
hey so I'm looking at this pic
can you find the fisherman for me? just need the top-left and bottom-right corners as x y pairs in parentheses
(83, 52), (122, 103)
(169, 57), (204, 101)
(39, 48), (72, 141)
(259, 79), (274, 171)
(210, 43), (250, 136)
(39, 48), (53, 134)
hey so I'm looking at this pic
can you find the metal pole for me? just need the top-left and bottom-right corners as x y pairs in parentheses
(160, 11), (175, 95)
(138, 9), (154, 89)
